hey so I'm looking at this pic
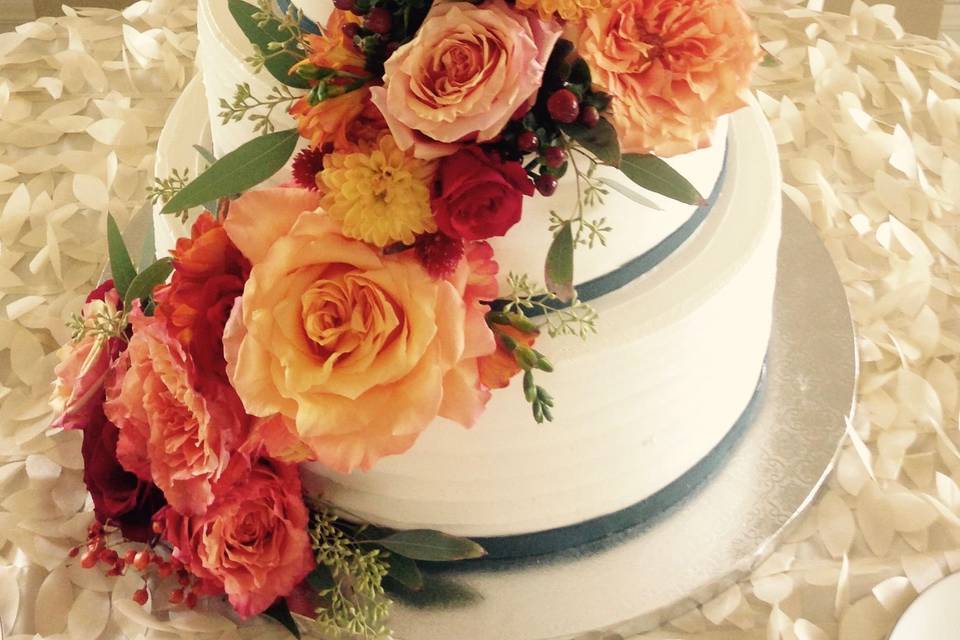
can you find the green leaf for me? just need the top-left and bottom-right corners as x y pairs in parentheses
(138, 215), (157, 272)
(107, 214), (136, 299)
(561, 118), (620, 166)
(123, 257), (173, 310)
(161, 129), (299, 214)
(569, 57), (592, 86)
(374, 530), (487, 562)
(228, 0), (310, 89)
(264, 600), (301, 639)
(619, 153), (703, 205)
(544, 221), (575, 302)
(385, 553), (424, 591)
(193, 144), (218, 165)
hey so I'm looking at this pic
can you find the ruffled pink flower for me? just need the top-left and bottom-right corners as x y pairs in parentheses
(370, 0), (562, 159)
(104, 307), (250, 515)
(577, 0), (761, 156)
(51, 282), (124, 431)
(159, 459), (314, 618)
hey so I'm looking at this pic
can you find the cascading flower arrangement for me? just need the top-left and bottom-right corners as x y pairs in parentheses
(54, 0), (761, 636)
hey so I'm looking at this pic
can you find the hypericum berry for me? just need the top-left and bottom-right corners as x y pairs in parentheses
(333, 0), (354, 10)
(186, 592), (198, 609)
(544, 146), (567, 168)
(133, 551), (151, 571)
(80, 550), (99, 569)
(292, 147), (326, 191)
(415, 233), (464, 278)
(536, 174), (558, 197)
(132, 589), (149, 606)
(517, 131), (539, 153)
(68, 546), (80, 558)
(547, 89), (580, 124)
(99, 549), (119, 565)
(169, 588), (185, 605)
(152, 520), (163, 535)
(157, 562), (173, 578)
(579, 105), (600, 128)
(124, 549), (137, 564)
(177, 571), (191, 586)
(365, 7), (392, 35)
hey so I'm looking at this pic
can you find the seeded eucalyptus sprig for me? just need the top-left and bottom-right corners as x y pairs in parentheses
(146, 168), (191, 221)
(219, 82), (300, 135)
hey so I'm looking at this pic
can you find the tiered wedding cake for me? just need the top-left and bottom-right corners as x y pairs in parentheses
(156, 0), (781, 542)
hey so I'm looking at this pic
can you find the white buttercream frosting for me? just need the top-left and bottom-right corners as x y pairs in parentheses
(156, 0), (782, 539)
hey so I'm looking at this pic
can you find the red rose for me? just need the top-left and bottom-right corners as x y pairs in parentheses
(154, 212), (250, 381)
(81, 409), (165, 543)
(159, 459), (314, 618)
(431, 147), (535, 241)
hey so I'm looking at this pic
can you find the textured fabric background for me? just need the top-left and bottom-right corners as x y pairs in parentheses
(0, 1), (957, 638)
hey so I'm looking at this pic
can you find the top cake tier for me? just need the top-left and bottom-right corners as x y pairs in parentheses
(193, 0), (728, 293)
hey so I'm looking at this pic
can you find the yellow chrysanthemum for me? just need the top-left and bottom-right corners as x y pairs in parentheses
(320, 135), (437, 247)
(515, 0), (610, 21)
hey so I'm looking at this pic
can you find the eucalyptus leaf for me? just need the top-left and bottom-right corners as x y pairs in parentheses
(264, 600), (301, 639)
(138, 214), (157, 272)
(598, 177), (662, 211)
(229, 0), (310, 89)
(561, 118), (620, 166)
(123, 258), (173, 310)
(619, 153), (703, 205)
(161, 129), (299, 214)
(375, 530), (487, 562)
(107, 214), (136, 299)
(386, 554), (424, 591)
(544, 221), (575, 302)
(193, 144), (218, 166)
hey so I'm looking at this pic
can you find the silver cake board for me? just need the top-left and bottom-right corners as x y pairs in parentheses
(149, 77), (857, 640)
(386, 203), (857, 640)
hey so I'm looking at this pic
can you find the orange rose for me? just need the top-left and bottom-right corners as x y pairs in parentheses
(221, 189), (497, 472)
(577, 0), (761, 156)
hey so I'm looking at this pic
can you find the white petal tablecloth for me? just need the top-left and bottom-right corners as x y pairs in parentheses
(0, 1), (958, 638)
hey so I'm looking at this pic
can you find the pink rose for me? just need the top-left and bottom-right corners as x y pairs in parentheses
(104, 307), (250, 515)
(159, 459), (314, 619)
(221, 188), (497, 472)
(51, 281), (125, 430)
(370, 0), (562, 159)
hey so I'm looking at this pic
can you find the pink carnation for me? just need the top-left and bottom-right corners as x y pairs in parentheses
(51, 281), (124, 431)
(370, 0), (562, 159)
(577, 0), (761, 156)
(104, 307), (249, 515)
(159, 459), (314, 619)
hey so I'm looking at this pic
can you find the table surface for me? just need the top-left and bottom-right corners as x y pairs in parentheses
(0, 1), (958, 639)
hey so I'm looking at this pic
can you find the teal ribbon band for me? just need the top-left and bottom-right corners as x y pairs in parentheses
(462, 363), (765, 562)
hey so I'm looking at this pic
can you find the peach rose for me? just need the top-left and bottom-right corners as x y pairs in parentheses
(221, 188), (496, 472)
(159, 459), (314, 618)
(370, 0), (562, 159)
(104, 307), (249, 515)
(577, 0), (761, 156)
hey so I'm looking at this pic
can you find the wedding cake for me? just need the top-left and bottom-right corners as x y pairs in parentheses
(151, 0), (781, 543)
(49, 0), (783, 629)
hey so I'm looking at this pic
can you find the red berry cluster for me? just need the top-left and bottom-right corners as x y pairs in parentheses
(69, 520), (199, 609)
(330, 0), (428, 74)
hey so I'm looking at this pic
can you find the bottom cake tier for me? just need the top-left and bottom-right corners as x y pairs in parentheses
(300, 100), (783, 541)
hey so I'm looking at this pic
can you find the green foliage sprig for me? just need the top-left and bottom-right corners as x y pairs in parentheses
(308, 510), (391, 640)
(146, 168), (191, 221)
(240, 0), (308, 85)
(486, 311), (557, 424)
(219, 82), (300, 135)
(502, 272), (599, 340)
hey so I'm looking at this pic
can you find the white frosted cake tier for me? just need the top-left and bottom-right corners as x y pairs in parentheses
(191, 0), (729, 291)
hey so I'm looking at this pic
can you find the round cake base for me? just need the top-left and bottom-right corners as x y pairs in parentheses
(386, 202), (856, 640)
